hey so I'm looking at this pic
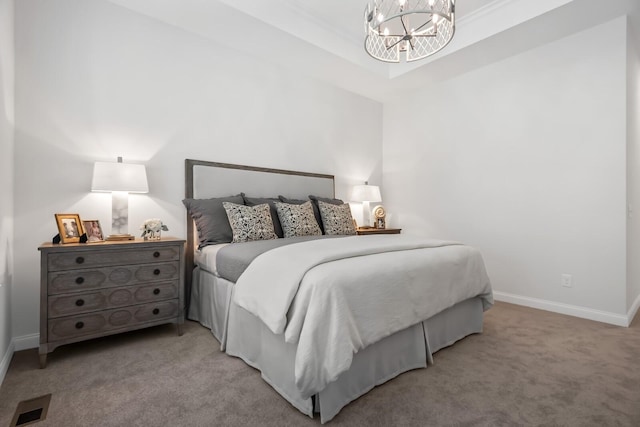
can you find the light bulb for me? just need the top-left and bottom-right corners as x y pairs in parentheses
(433, 14), (439, 23)
(399, 0), (406, 6)
(429, 0), (435, 6)
(383, 27), (390, 36)
(377, 12), (384, 22)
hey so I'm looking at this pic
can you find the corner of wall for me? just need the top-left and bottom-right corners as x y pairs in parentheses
(0, 338), (14, 385)
(0, 0), (15, 387)
(627, 14), (640, 313)
(628, 292), (640, 326)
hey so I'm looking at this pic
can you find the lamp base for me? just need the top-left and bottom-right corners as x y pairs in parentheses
(105, 234), (135, 241)
(362, 201), (373, 228)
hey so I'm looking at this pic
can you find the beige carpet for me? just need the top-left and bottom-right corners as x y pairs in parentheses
(1, 302), (639, 426)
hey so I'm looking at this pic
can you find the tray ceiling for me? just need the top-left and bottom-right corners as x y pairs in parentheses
(107, 0), (639, 102)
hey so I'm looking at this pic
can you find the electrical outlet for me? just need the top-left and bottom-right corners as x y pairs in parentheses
(561, 274), (572, 288)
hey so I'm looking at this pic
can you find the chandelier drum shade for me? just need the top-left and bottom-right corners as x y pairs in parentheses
(364, 0), (455, 63)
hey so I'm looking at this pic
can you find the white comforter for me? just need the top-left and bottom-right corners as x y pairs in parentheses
(233, 235), (493, 398)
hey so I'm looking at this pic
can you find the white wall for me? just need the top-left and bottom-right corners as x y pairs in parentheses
(627, 17), (640, 320)
(13, 0), (382, 343)
(384, 17), (629, 323)
(9, 0), (637, 354)
(0, 0), (14, 380)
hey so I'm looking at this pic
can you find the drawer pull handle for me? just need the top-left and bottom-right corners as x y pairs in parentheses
(75, 299), (85, 307)
(75, 256), (85, 264)
(153, 288), (160, 295)
(153, 308), (160, 315)
(75, 277), (85, 285)
(153, 251), (160, 258)
(75, 321), (84, 329)
(153, 269), (161, 275)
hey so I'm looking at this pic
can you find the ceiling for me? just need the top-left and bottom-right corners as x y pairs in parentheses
(107, 0), (639, 102)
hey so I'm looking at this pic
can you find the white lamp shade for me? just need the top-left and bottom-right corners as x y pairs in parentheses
(351, 184), (382, 202)
(91, 161), (149, 193)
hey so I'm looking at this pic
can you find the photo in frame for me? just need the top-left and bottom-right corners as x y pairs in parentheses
(82, 220), (104, 243)
(54, 213), (84, 244)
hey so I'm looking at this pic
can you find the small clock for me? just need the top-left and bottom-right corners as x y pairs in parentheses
(372, 205), (386, 229)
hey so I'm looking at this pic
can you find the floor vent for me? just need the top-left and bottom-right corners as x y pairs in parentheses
(10, 394), (51, 427)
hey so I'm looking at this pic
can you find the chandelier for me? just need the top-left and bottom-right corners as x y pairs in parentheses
(364, 0), (455, 63)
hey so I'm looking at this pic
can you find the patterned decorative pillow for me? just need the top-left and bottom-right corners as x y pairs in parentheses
(318, 201), (356, 235)
(243, 195), (284, 238)
(275, 201), (322, 238)
(309, 195), (344, 234)
(281, 195), (343, 234)
(222, 202), (278, 243)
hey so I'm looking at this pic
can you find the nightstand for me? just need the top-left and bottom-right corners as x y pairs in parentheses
(356, 228), (402, 235)
(38, 237), (185, 368)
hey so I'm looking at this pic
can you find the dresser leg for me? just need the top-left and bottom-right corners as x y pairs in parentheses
(39, 354), (47, 369)
(177, 322), (183, 336)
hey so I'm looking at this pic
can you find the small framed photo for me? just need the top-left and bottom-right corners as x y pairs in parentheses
(82, 220), (104, 243)
(55, 213), (84, 244)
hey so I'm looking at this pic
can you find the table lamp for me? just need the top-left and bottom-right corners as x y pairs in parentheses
(91, 157), (148, 241)
(351, 182), (382, 228)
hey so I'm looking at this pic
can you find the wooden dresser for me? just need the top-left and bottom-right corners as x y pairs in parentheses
(38, 237), (185, 368)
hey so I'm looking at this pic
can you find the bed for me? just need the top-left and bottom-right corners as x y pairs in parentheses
(184, 159), (493, 423)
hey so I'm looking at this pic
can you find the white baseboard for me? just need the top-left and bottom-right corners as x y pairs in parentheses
(493, 291), (630, 327)
(13, 333), (39, 351)
(0, 339), (15, 387)
(0, 333), (38, 387)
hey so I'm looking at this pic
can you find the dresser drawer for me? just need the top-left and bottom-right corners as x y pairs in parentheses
(48, 262), (180, 294)
(47, 246), (180, 271)
(48, 300), (179, 341)
(48, 282), (178, 318)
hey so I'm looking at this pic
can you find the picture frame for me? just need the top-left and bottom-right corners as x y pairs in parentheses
(54, 213), (84, 244)
(82, 219), (104, 243)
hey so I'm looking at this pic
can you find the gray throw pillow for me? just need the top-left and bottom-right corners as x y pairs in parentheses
(318, 201), (356, 235)
(243, 195), (284, 238)
(223, 202), (278, 243)
(183, 194), (244, 248)
(275, 201), (322, 238)
(309, 195), (344, 205)
(277, 195), (307, 204)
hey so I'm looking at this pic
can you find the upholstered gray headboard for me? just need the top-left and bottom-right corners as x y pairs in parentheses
(184, 159), (335, 311)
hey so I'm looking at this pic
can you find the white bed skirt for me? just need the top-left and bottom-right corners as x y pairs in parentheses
(188, 266), (233, 349)
(188, 266), (484, 423)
